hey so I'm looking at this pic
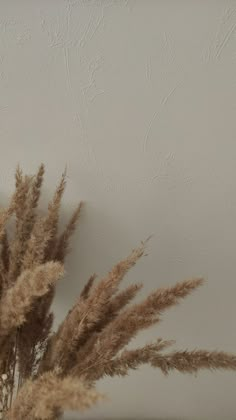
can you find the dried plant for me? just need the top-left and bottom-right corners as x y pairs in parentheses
(0, 164), (234, 419)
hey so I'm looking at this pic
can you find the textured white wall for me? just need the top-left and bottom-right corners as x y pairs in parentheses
(0, 1), (236, 419)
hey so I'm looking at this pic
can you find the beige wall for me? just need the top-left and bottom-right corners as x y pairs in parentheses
(0, 1), (236, 419)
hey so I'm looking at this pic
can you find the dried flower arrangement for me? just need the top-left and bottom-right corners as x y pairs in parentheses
(0, 164), (235, 419)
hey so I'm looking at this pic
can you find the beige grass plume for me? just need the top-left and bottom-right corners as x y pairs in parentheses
(0, 164), (233, 419)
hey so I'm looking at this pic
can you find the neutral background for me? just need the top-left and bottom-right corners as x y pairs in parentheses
(0, 0), (236, 419)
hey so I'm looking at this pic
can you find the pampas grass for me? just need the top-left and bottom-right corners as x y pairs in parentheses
(0, 164), (234, 419)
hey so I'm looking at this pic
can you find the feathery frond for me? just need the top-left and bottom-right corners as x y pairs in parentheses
(0, 262), (64, 338)
(0, 164), (234, 420)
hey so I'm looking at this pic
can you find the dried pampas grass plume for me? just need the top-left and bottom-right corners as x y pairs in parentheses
(0, 164), (233, 419)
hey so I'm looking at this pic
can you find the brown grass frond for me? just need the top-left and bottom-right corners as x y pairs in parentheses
(7, 372), (104, 420)
(106, 283), (143, 316)
(0, 174), (32, 243)
(80, 283), (143, 344)
(30, 163), (45, 210)
(14, 164), (23, 189)
(22, 169), (66, 271)
(14, 175), (33, 233)
(80, 274), (97, 300)
(7, 166), (45, 285)
(72, 278), (203, 376)
(31, 373), (104, 420)
(0, 231), (10, 296)
(43, 168), (67, 258)
(82, 339), (175, 381)
(53, 201), (83, 263)
(21, 215), (52, 271)
(1, 230), (10, 273)
(0, 262), (64, 338)
(0, 164), (235, 420)
(48, 245), (146, 371)
(150, 350), (236, 374)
